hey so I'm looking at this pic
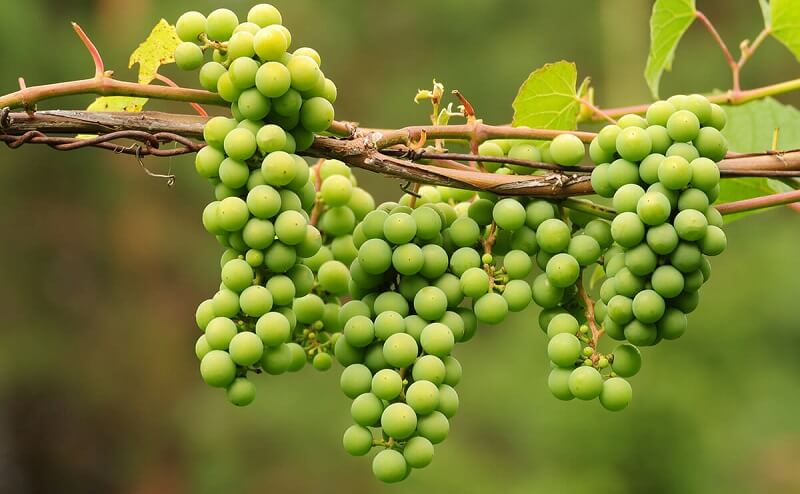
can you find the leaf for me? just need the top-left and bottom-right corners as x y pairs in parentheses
(644, 0), (696, 98)
(86, 96), (149, 112)
(719, 97), (800, 221)
(771, 0), (800, 61)
(760, 0), (771, 27)
(512, 61), (580, 131)
(129, 19), (181, 84)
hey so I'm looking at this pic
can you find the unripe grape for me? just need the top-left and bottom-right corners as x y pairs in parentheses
(546, 253), (580, 288)
(597, 124), (622, 152)
(611, 212), (645, 248)
(658, 307), (689, 339)
(632, 289), (665, 324)
(590, 163), (615, 197)
(666, 142), (700, 162)
(550, 134), (585, 166)
(404, 436), (435, 469)
(175, 42), (204, 71)
(694, 127), (728, 162)
(493, 198), (526, 230)
(248, 3), (283, 27)
(636, 190), (672, 225)
(607, 295), (634, 325)
(708, 103), (727, 130)
(616, 126), (652, 162)
(473, 292), (508, 324)
(618, 114), (648, 128)
(532, 274), (564, 309)
(548, 333), (582, 367)
(611, 344), (641, 377)
(418, 409), (451, 442)
(658, 155), (692, 190)
(342, 425), (373, 457)
(646, 100), (677, 126)
(666, 109), (701, 142)
(623, 319), (658, 346)
(206, 8), (239, 42)
(536, 218), (571, 254)
(351, 392), (384, 426)
(674, 209), (708, 241)
(372, 449), (408, 484)
(371, 369), (403, 400)
(568, 366), (603, 400)
(613, 183), (646, 213)
(589, 137), (615, 164)
(700, 225), (726, 256)
(547, 368), (575, 400)
(287, 55), (322, 91)
(625, 243), (658, 276)
(200, 350), (237, 387)
(607, 158), (641, 189)
(176, 11), (207, 42)
(600, 377), (632, 411)
(383, 333), (419, 368)
(414, 287), (449, 321)
(526, 200), (557, 228)
(646, 125), (672, 154)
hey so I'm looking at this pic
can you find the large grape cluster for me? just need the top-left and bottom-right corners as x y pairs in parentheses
(177, 4), (337, 406)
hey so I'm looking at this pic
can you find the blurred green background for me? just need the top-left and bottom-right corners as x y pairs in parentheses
(1, 1), (799, 493)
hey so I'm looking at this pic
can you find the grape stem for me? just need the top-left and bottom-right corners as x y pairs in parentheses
(715, 188), (800, 214)
(71, 23), (105, 79)
(309, 160), (325, 227)
(576, 274), (603, 362)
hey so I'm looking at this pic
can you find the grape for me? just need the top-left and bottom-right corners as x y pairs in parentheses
(383, 333), (419, 368)
(217, 73), (242, 103)
(200, 350), (237, 387)
(611, 212), (645, 248)
(300, 97), (335, 132)
(262, 151), (297, 186)
(373, 311), (405, 340)
(613, 183), (646, 213)
(221, 259), (254, 292)
(700, 225), (727, 256)
(651, 265), (685, 298)
(666, 142), (700, 162)
(265, 242), (297, 272)
(611, 344), (641, 377)
(412, 355), (446, 386)
(342, 424), (373, 457)
(678, 188), (710, 211)
(448, 217), (480, 247)
(381, 403), (417, 440)
(623, 320), (658, 346)
(674, 209), (708, 241)
(532, 274), (564, 309)
(373, 292), (410, 316)
(666, 110), (700, 142)
(248, 3), (283, 26)
(371, 369), (403, 400)
(550, 134), (585, 166)
(414, 287), (448, 321)
(547, 333), (581, 367)
(433, 275), (465, 309)
(341, 364), (373, 399)
(199, 62), (227, 92)
(295, 227), (322, 258)
(493, 198), (526, 230)
(293, 294), (325, 324)
(212, 289), (240, 317)
(416, 410), (450, 443)
(548, 368), (574, 400)
(709, 103), (727, 130)
(647, 125), (672, 154)
(658, 307), (688, 339)
(441, 355), (462, 386)
(607, 159), (641, 189)
(175, 42), (204, 71)
(253, 25), (288, 61)
(547, 313), (579, 338)
(607, 295), (634, 325)
(372, 449), (408, 484)
(625, 243), (657, 276)
(316, 260), (350, 294)
(590, 164), (615, 197)
(567, 366), (603, 400)
(218, 158), (249, 189)
(683, 270), (704, 292)
(404, 436), (434, 469)
(239, 285), (273, 316)
(358, 238), (393, 275)
(287, 55), (322, 91)
(639, 155), (664, 187)
(670, 241), (703, 272)
(238, 89), (271, 120)
(420, 323), (455, 357)
(505, 142), (540, 174)
(205, 317), (238, 350)
(636, 191), (671, 226)
(227, 377), (256, 406)
(526, 200), (557, 228)
(584, 219), (613, 249)
(473, 292), (508, 324)
(646, 223), (679, 255)
(351, 392), (384, 426)
(599, 377), (632, 411)
(618, 114), (648, 128)
(536, 218), (571, 253)
(272, 210), (306, 245)
(384, 213), (418, 245)
(615, 126), (652, 161)
(613, 268), (645, 297)
(546, 253), (580, 288)
(320, 207), (356, 236)
(597, 124), (622, 152)
(227, 31), (256, 61)
(176, 11), (206, 42)
(645, 100), (677, 126)
(406, 380), (440, 415)
(206, 8), (239, 41)
(204, 117), (237, 149)
(589, 137), (615, 164)
(632, 289), (665, 324)
(437, 384), (459, 418)
(229, 331), (264, 366)
(195, 146), (225, 179)
(501, 250), (531, 279)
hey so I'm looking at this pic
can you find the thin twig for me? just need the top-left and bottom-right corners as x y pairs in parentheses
(716, 189), (800, 215)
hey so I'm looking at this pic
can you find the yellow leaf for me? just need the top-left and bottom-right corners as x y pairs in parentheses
(128, 19), (181, 84)
(86, 96), (149, 112)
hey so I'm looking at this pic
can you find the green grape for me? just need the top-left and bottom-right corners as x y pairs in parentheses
(502, 250), (532, 279)
(398, 275), (428, 302)
(175, 42), (204, 71)
(320, 207), (356, 236)
(212, 288), (240, 318)
(611, 344), (641, 377)
(227, 31), (256, 61)
(646, 222), (679, 255)
(607, 295), (634, 325)
(473, 292), (508, 324)
(200, 350), (237, 387)
(199, 61), (227, 92)
(599, 278), (617, 303)
(238, 89), (271, 121)
(666, 109), (700, 142)
(289, 264), (315, 296)
(632, 289), (665, 324)
(371, 369), (403, 400)
(613, 268), (645, 297)
(618, 114), (648, 128)
(266, 275), (296, 305)
(683, 94), (711, 123)
(372, 449), (408, 484)
(228, 331), (264, 366)
(599, 377), (632, 411)
(678, 188), (710, 211)
(274, 210), (307, 245)
(658, 307), (688, 339)
(195, 145), (225, 179)
(383, 333), (419, 368)
(320, 175), (352, 207)
(611, 212), (645, 248)
(262, 151), (297, 186)
(205, 317), (238, 350)
(604, 316), (625, 340)
(293, 293), (325, 324)
(503, 279), (532, 312)
(253, 62), (290, 98)
(176, 11), (206, 42)
(674, 209), (708, 241)
(239, 285), (273, 317)
(536, 218), (571, 254)
(406, 380), (440, 415)
(299, 96), (335, 132)
(357, 238), (392, 275)
(547, 333), (582, 367)
(218, 158), (250, 189)
(342, 424), (373, 457)
(510, 226), (539, 255)
(351, 392), (384, 426)
(412, 207), (443, 240)
(248, 3), (282, 26)
(532, 274), (564, 309)
(525, 200), (556, 228)
(206, 8), (238, 41)
(340, 364), (373, 399)
(477, 141), (505, 172)
(438, 383), (459, 418)
(373, 292), (410, 316)
(442, 355), (462, 386)
(650, 265), (684, 298)
(373, 311), (405, 340)
(414, 287), (448, 321)
(295, 226), (322, 258)
(228, 57), (258, 90)
(361, 210), (388, 239)
(255, 312), (290, 348)
(590, 163), (615, 197)
(287, 55), (322, 91)
(567, 366), (603, 400)
(548, 368), (575, 400)
(646, 125), (672, 154)
(448, 217), (480, 247)
(493, 198), (526, 230)
(708, 103), (727, 130)
(348, 188), (376, 221)
(196, 299), (216, 331)
(625, 243), (657, 276)
(420, 323), (454, 357)
(636, 191), (671, 225)
(349, 258), (383, 290)
(417, 410), (450, 443)
(318, 260), (350, 294)
(413, 355), (446, 385)
(204, 116), (237, 149)
(597, 124), (622, 153)
(615, 126), (652, 162)
(404, 315), (427, 341)
(666, 142), (700, 162)
(623, 319), (657, 346)
(700, 225), (726, 256)
(255, 124), (287, 155)
(646, 100), (677, 126)
(505, 142), (540, 174)
(335, 335), (366, 366)
(253, 25), (288, 61)
(384, 213), (418, 245)
(583, 219), (613, 249)
(550, 134), (585, 166)
(589, 137), (615, 164)
(546, 253), (580, 288)
(707, 184), (720, 203)
(264, 242), (297, 272)
(218, 72), (243, 103)
(221, 259), (254, 292)
(433, 275), (465, 309)
(547, 313), (579, 338)
(404, 436), (434, 469)
(607, 158), (641, 189)
(672, 289), (700, 313)
(613, 183), (645, 213)
(226, 377), (256, 406)
(683, 270), (704, 292)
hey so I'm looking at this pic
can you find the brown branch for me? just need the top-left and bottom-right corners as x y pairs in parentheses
(715, 189), (800, 214)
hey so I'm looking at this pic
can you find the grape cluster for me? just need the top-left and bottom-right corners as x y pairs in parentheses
(178, 4), (338, 406)
(477, 133), (586, 174)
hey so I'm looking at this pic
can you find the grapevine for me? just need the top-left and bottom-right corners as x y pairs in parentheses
(2, 1), (800, 485)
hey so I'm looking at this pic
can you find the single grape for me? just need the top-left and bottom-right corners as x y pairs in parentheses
(666, 109), (700, 142)
(611, 212), (645, 248)
(416, 410), (450, 443)
(373, 291), (410, 316)
(371, 369), (403, 400)
(599, 377), (632, 411)
(536, 219), (571, 253)
(493, 198), (526, 230)
(420, 323), (455, 357)
(689, 158), (720, 194)
(567, 366), (603, 400)
(532, 274), (564, 309)
(674, 209), (708, 241)
(227, 377), (256, 406)
(473, 292), (508, 324)
(636, 191), (672, 225)
(623, 320), (658, 346)
(351, 392), (384, 426)
(248, 3), (283, 27)
(651, 265), (685, 298)
(632, 289), (665, 324)
(607, 158), (641, 189)
(700, 225), (727, 256)
(607, 295), (634, 325)
(358, 238), (393, 275)
(546, 253), (580, 288)
(200, 350), (237, 387)
(372, 449), (408, 484)
(318, 260), (351, 294)
(229, 331), (264, 366)
(678, 188), (710, 212)
(658, 156), (692, 190)
(548, 333), (582, 367)
(666, 142), (700, 162)
(448, 217), (480, 247)
(300, 96), (335, 132)
(616, 126), (652, 162)
(646, 223), (679, 255)
(383, 333), (419, 368)
(658, 307), (689, 339)
(176, 11), (206, 42)
(646, 100), (677, 126)
(404, 436), (434, 469)
(342, 424), (373, 457)
(613, 183), (646, 213)
(414, 287), (449, 321)
(625, 243), (657, 276)
(550, 134), (585, 166)
(287, 55), (322, 91)
(618, 114), (648, 128)
(341, 364), (373, 399)
(547, 367), (574, 400)
(406, 380), (440, 415)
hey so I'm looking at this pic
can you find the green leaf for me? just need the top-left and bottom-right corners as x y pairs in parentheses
(760, 0), (771, 27)
(644, 0), (696, 98)
(719, 97), (800, 221)
(129, 19), (181, 84)
(771, 0), (800, 61)
(512, 61), (579, 131)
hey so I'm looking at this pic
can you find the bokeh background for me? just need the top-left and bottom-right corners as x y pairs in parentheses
(1, 1), (799, 493)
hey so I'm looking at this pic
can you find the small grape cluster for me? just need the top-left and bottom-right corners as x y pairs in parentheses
(177, 4), (338, 406)
(478, 133), (587, 174)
